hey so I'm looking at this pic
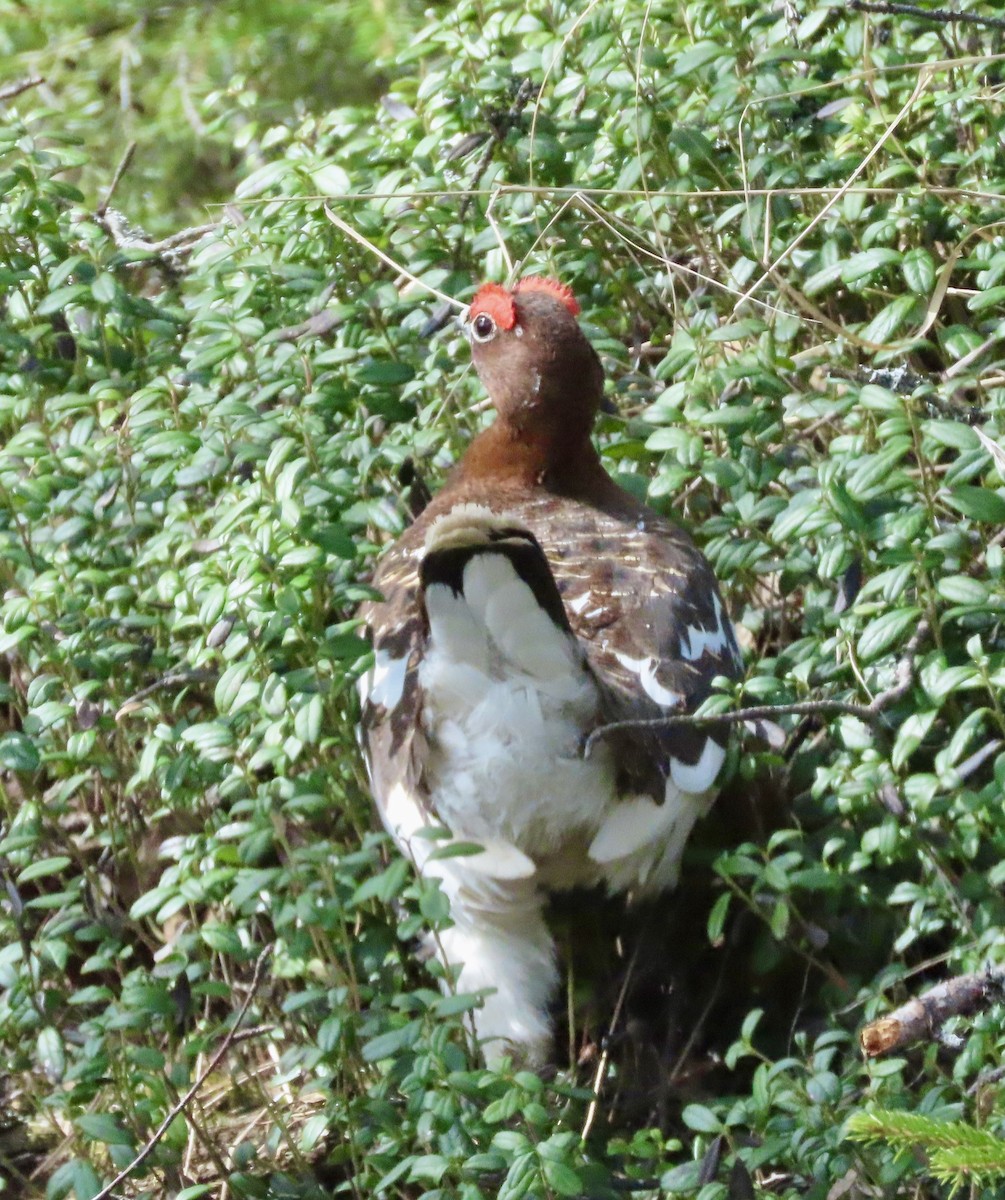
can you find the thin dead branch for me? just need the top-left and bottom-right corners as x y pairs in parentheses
(850, 0), (1005, 33)
(584, 621), (930, 757)
(272, 309), (344, 343)
(0, 76), (44, 103)
(944, 332), (1005, 381)
(323, 205), (465, 310)
(116, 668), (217, 718)
(861, 965), (1005, 1057)
(581, 940), (640, 1141)
(98, 208), (218, 266)
(97, 141), (137, 220)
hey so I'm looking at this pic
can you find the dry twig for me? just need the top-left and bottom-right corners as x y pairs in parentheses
(861, 965), (1005, 1057)
(116, 668), (216, 718)
(850, 0), (1005, 33)
(98, 207), (218, 267)
(97, 141), (137, 220)
(454, 77), (538, 239)
(0, 76), (44, 103)
(581, 940), (640, 1141)
(584, 621), (930, 757)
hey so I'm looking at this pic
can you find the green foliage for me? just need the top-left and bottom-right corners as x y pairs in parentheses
(3, 0), (1005, 1197)
(849, 1108), (1005, 1194)
(0, 0), (419, 233)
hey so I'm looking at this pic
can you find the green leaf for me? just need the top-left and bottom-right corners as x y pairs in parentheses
(498, 1152), (539, 1200)
(311, 163), (351, 194)
(770, 898), (790, 939)
(671, 42), (726, 77)
(324, 633), (371, 660)
(541, 1159), (582, 1196)
(668, 128), (719, 170)
(35, 283), (91, 315)
(350, 857), (410, 905)
(361, 1018), (422, 1062)
(860, 294), (916, 344)
(76, 1113), (134, 1146)
(840, 248), (902, 285)
(661, 1159), (703, 1193)
(18, 856), (71, 883)
(945, 486), (1005, 523)
(47, 1159), (101, 1200)
(922, 663), (981, 702)
(901, 247), (935, 295)
(923, 420), (980, 452)
(129, 884), (178, 920)
(91, 273), (117, 304)
(0, 733), (40, 773)
(892, 709), (938, 770)
(484, 1089), (523, 1123)
(357, 360), (415, 385)
(427, 840), (492, 861)
(374, 1158), (414, 1193)
(0, 624), (36, 656)
(682, 1102), (724, 1133)
(846, 440), (910, 499)
(936, 575), (989, 606)
(857, 607), (923, 662)
(308, 523), (358, 558)
(37, 1026), (66, 1082)
(968, 285), (1005, 313)
(707, 891), (730, 946)
(294, 693), (323, 744)
(201, 923), (244, 954)
(408, 1154), (449, 1184)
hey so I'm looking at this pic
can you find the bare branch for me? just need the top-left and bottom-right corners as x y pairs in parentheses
(861, 965), (1005, 1057)
(116, 668), (216, 718)
(0, 76), (44, 103)
(943, 332), (1005, 381)
(584, 620), (930, 756)
(97, 141), (137, 219)
(585, 700), (873, 754)
(99, 208), (218, 266)
(143, 223), (219, 254)
(454, 77), (538, 233)
(850, 1), (1005, 33)
(581, 940), (640, 1141)
(272, 309), (344, 343)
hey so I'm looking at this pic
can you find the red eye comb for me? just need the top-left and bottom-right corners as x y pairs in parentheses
(514, 276), (580, 317)
(470, 282), (517, 331)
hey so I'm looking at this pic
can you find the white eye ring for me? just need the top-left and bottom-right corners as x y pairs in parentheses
(470, 312), (497, 343)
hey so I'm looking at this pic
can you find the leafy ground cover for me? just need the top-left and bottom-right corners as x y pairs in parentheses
(2, 0), (1005, 1196)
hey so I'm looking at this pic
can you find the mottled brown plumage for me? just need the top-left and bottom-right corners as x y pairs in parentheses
(362, 283), (738, 803)
(357, 277), (741, 1063)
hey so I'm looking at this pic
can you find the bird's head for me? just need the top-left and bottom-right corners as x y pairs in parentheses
(466, 277), (605, 436)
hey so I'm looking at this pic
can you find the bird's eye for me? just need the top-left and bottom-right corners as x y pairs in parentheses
(471, 312), (497, 343)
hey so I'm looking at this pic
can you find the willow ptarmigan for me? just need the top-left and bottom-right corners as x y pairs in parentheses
(359, 276), (741, 1065)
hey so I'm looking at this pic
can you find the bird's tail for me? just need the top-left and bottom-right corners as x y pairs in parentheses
(419, 504), (583, 685)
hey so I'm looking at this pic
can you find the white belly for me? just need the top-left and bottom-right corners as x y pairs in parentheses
(419, 645), (616, 865)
